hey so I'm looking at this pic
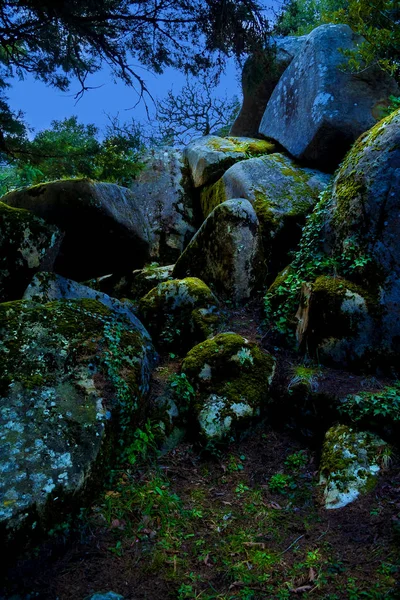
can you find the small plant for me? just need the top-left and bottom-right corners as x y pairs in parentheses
(168, 372), (195, 409)
(268, 473), (296, 494)
(124, 419), (160, 465)
(285, 450), (308, 471)
(235, 483), (250, 495)
(339, 383), (400, 423)
(384, 95), (400, 116)
(287, 365), (320, 393)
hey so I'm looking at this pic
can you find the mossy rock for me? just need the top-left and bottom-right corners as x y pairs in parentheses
(181, 333), (276, 446)
(23, 271), (151, 340)
(2, 179), (151, 281)
(200, 153), (330, 277)
(296, 276), (377, 368)
(0, 202), (63, 302)
(0, 298), (156, 547)
(173, 199), (265, 303)
(184, 135), (276, 188)
(138, 277), (220, 353)
(319, 424), (389, 509)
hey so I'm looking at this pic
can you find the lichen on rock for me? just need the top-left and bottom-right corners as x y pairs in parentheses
(0, 298), (156, 543)
(319, 424), (389, 509)
(0, 202), (63, 302)
(181, 333), (276, 445)
(138, 277), (220, 353)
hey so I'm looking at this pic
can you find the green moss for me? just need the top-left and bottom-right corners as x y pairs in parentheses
(138, 278), (219, 352)
(182, 333), (275, 408)
(320, 425), (387, 499)
(200, 178), (227, 218)
(225, 137), (276, 156)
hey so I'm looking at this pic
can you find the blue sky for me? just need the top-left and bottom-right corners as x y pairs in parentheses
(7, 2), (281, 135)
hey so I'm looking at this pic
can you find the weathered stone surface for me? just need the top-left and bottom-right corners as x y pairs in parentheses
(230, 36), (307, 137)
(23, 271), (151, 341)
(184, 135), (276, 188)
(290, 109), (400, 368)
(319, 425), (388, 509)
(2, 179), (151, 281)
(181, 333), (275, 446)
(0, 202), (63, 302)
(295, 276), (376, 368)
(259, 24), (399, 170)
(138, 277), (220, 352)
(129, 148), (196, 263)
(0, 298), (156, 543)
(173, 199), (265, 302)
(201, 153), (330, 275)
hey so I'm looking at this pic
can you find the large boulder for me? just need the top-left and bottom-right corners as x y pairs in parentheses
(259, 24), (399, 170)
(138, 277), (220, 353)
(230, 36), (307, 137)
(295, 276), (376, 368)
(319, 425), (388, 509)
(181, 333), (276, 446)
(23, 272), (151, 340)
(0, 202), (63, 302)
(173, 199), (265, 302)
(184, 135), (276, 188)
(2, 179), (151, 281)
(201, 153), (330, 275)
(128, 148), (196, 263)
(292, 109), (400, 367)
(0, 298), (156, 545)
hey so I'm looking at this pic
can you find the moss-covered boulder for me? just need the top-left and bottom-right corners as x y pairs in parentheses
(181, 333), (276, 446)
(173, 199), (264, 302)
(184, 135), (276, 188)
(138, 277), (220, 352)
(2, 179), (151, 281)
(295, 276), (376, 368)
(128, 149), (196, 263)
(23, 272), (151, 340)
(260, 24), (399, 170)
(319, 425), (388, 509)
(0, 202), (63, 302)
(0, 298), (156, 545)
(200, 153), (330, 276)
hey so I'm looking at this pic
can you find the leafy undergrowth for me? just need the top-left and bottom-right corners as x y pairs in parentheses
(3, 427), (399, 600)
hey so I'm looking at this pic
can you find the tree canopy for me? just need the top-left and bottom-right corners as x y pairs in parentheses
(0, 0), (269, 159)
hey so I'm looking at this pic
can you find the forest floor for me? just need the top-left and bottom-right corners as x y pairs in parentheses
(2, 304), (400, 600)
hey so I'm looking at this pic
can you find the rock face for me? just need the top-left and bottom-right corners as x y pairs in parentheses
(181, 333), (276, 446)
(319, 425), (388, 509)
(138, 277), (220, 352)
(184, 136), (276, 188)
(23, 272), (151, 340)
(201, 153), (330, 275)
(230, 36), (307, 137)
(0, 298), (156, 542)
(259, 24), (399, 170)
(0, 202), (63, 302)
(295, 277), (376, 368)
(2, 179), (151, 281)
(173, 199), (265, 302)
(129, 149), (196, 263)
(291, 109), (400, 368)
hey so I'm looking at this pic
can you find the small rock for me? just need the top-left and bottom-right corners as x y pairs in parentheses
(319, 424), (388, 509)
